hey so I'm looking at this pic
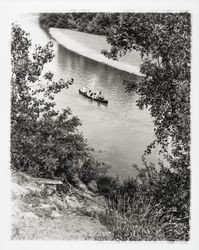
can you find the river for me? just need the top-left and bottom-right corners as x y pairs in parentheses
(15, 13), (158, 178)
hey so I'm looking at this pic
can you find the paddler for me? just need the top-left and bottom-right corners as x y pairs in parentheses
(88, 90), (93, 97)
(97, 91), (104, 100)
(69, 78), (74, 85)
(93, 93), (97, 99)
(82, 86), (87, 93)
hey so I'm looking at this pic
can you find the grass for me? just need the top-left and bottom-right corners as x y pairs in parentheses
(98, 194), (189, 241)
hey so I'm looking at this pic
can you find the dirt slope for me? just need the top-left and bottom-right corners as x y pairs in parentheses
(11, 172), (112, 240)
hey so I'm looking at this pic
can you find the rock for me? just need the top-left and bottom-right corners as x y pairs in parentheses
(87, 180), (98, 193)
(40, 184), (46, 191)
(29, 197), (40, 207)
(84, 205), (106, 217)
(40, 204), (52, 209)
(25, 186), (42, 196)
(47, 184), (57, 191)
(33, 203), (57, 218)
(70, 173), (81, 186)
(14, 172), (63, 185)
(51, 211), (63, 218)
(11, 183), (29, 198)
(70, 174), (89, 192)
(47, 189), (53, 196)
(95, 196), (107, 207)
(64, 195), (81, 209)
(46, 187), (56, 196)
(33, 206), (51, 218)
(49, 195), (67, 211)
(24, 212), (38, 219)
(84, 195), (107, 216)
(14, 172), (32, 182)
(40, 184), (57, 196)
(33, 178), (63, 185)
(78, 182), (89, 192)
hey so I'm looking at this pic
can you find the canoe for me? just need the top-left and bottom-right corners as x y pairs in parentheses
(79, 89), (108, 104)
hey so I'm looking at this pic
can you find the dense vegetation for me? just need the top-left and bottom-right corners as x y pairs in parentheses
(99, 13), (190, 241)
(103, 13), (190, 241)
(11, 24), (107, 182)
(39, 13), (120, 35)
(12, 12), (190, 241)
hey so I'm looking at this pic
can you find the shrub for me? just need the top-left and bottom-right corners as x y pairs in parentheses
(78, 157), (110, 184)
(97, 175), (119, 198)
(109, 204), (189, 241)
(100, 163), (190, 240)
(11, 24), (90, 180)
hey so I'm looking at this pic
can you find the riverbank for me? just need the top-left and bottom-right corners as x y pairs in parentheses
(49, 28), (142, 76)
(11, 171), (112, 240)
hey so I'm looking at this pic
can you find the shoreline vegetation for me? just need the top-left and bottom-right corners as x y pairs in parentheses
(11, 12), (190, 240)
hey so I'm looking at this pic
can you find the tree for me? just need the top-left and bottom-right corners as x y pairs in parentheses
(101, 13), (191, 239)
(11, 24), (90, 179)
(39, 13), (120, 36)
(102, 13), (190, 170)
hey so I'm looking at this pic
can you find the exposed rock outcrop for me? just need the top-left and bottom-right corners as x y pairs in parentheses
(11, 171), (112, 240)
(87, 180), (98, 193)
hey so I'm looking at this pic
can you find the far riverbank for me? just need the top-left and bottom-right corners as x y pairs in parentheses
(49, 28), (143, 76)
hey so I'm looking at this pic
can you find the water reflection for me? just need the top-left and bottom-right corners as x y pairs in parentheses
(17, 14), (157, 178)
(53, 43), (155, 178)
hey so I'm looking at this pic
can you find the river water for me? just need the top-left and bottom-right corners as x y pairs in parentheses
(15, 13), (158, 178)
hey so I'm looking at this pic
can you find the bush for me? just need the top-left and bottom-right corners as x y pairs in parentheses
(109, 203), (189, 241)
(97, 175), (119, 198)
(78, 157), (110, 184)
(11, 24), (90, 180)
(99, 163), (190, 240)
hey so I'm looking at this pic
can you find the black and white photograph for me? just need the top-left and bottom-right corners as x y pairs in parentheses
(0, 0), (199, 248)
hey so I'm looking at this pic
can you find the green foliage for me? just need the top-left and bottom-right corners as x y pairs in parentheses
(78, 157), (110, 184)
(99, 170), (189, 240)
(97, 175), (118, 198)
(136, 160), (189, 227)
(103, 13), (190, 169)
(11, 24), (90, 179)
(97, 155), (189, 240)
(108, 202), (189, 241)
(13, 13), (191, 240)
(39, 13), (120, 36)
(100, 13), (190, 239)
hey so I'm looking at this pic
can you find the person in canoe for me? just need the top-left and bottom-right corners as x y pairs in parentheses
(81, 86), (87, 93)
(89, 91), (94, 98)
(93, 93), (97, 99)
(97, 91), (104, 100)
(69, 78), (74, 85)
(85, 89), (93, 97)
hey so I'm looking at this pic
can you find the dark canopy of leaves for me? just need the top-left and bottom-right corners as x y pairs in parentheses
(102, 13), (190, 172)
(101, 13), (191, 239)
(39, 13), (120, 35)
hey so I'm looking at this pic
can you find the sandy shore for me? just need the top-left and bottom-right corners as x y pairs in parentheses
(49, 28), (142, 76)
